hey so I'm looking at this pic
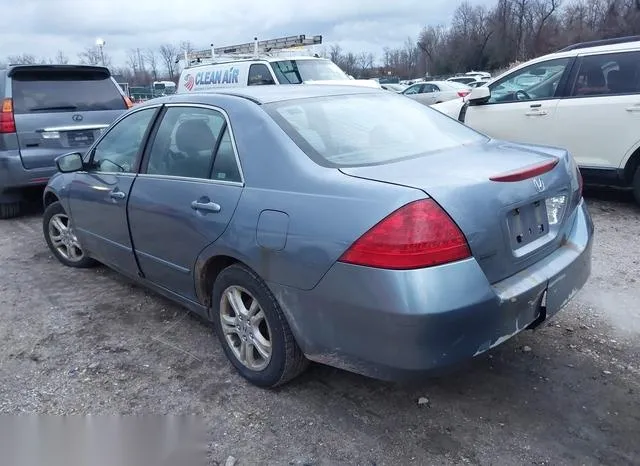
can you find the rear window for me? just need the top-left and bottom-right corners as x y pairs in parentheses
(11, 69), (126, 114)
(264, 93), (487, 167)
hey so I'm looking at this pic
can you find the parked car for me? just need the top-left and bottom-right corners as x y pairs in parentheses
(446, 76), (479, 86)
(432, 35), (640, 204)
(401, 80), (471, 105)
(0, 65), (133, 218)
(42, 85), (593, 387)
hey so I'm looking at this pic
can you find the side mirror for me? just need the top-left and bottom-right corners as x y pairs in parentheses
(55, 152), (84, 173)
(467, 86), (491, 105)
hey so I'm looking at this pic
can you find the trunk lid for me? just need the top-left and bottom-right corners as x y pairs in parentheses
(340, 139), (582, 284)
(9, 66), (128, 169)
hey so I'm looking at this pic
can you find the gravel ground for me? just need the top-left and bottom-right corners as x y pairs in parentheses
(0, 188), (638, 466)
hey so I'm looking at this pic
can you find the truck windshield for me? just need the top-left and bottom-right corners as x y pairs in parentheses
(271, 59), (350, 84)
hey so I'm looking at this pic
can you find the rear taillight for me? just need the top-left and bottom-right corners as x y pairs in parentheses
(457, 90), (470, 98)
(490, 158), (559, 182)
(338, 199), (471, 270)
(124, 96), (134, 109)
(1, 98), (16, 134)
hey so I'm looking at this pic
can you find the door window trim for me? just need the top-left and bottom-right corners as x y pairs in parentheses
(562, 50), (640, 100)
(478, 57), (576, 106)
(137, 103), (245, 187)
(81, 104), (163, 175)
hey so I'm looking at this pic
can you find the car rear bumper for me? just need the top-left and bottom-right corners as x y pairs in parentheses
(270, 199), (594, 381)
(0, 151), (57, 201)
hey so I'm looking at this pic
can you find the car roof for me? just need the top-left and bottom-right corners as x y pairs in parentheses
(4, 64), (111, 77)
(149, 85), (383, 105)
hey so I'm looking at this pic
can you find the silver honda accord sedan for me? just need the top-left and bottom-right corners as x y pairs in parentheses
(42, 85), (593, 387)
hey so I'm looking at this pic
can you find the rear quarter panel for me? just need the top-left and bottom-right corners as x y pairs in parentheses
(194, 96), (425, 290)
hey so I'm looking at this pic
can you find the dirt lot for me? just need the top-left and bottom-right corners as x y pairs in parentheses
(0, 188), (638, 466)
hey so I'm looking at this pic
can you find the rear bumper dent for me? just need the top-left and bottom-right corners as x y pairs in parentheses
(270, 199), (593, 381)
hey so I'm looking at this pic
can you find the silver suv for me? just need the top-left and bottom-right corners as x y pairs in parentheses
(0, 65), (131, 218)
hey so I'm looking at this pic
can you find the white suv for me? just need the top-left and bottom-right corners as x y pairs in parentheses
(432, 36), (640, 203)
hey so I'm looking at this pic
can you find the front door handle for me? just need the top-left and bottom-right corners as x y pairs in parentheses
(525, 110), (548, 116)
(109, 190), (126, 200)
(191, 200), (221, 213)
(625, 105), (640, 112)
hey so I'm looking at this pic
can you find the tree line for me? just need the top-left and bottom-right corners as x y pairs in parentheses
(329, 0), (639, 79)
(2, 0), (639, 83)
(0, 41), (194, 85)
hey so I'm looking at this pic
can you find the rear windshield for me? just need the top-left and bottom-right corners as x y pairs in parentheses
(271, 59), (350, 84)
(264, 93), (487, 167)
(11, 70), (126, 114)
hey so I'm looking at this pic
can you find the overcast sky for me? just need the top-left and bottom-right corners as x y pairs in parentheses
(3, 0), (491, 67)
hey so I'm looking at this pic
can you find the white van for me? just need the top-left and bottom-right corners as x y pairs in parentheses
(177, 55), (380, 93)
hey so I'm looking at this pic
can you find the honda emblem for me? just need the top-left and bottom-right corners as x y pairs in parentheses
(532, 177), (545, 192)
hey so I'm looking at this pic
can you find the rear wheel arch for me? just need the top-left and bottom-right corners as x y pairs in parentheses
(195, 254), (240, 309)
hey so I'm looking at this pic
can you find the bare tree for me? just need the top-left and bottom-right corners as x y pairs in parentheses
(159, 43), (179, 80)
(7, 54), (37, 65)
(55, 50), (69, 65)
(145, 49), (159, 80)
(78, 46), (111, 67)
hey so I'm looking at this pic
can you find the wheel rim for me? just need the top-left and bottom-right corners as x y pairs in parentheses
(219, 286), (272, 371)
(48, 213), (85, 263)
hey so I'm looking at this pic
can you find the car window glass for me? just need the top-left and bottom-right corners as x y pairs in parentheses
(423, 84), (438, 93)
(248, 64), (275, 86)
(571, 51), (640, 97)
(90, 108), (156, 173)
(404, 84), (422, 95)
(146, 106), (225, 179)
(11, 69), (126, 113)
(265, 93), (487, 167)
(488, 57), (570, 103)
(211, 127), (242, 183)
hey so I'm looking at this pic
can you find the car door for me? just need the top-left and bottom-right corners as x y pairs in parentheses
(127, 104), (244, 300)
(553, 50), (640, 170)
(67, 105), (161, 275)
(414, 83), (440, 105)
(463, 57), (573, 146)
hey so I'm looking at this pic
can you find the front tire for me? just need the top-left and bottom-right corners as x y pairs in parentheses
(212, 263), (308, 387)
(43, 201), (96, 268)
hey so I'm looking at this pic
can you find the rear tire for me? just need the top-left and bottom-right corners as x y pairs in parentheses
(43, 201), (96, 268)
(212, 263), (308, 388)
(0, 202), (21, 219)
(633, 166), (640, 206)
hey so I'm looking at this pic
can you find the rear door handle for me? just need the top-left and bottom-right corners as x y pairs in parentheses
(109, 190), (126, 200)
(625, 105), (640, 112)
(191, 200), (221, 213)
(525, 110), (548, 116)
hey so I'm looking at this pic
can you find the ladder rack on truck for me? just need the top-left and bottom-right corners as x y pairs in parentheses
(179, 34), (323, 68)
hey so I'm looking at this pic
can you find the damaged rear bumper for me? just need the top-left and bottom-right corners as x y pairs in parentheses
(269, 199), (594, 381)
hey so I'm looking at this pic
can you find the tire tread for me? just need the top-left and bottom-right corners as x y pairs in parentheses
(0, 202), (21, 220)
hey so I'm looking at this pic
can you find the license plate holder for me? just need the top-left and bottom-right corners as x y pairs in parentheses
(507, 200), (549, 250)
(67, 130), (95, 147)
